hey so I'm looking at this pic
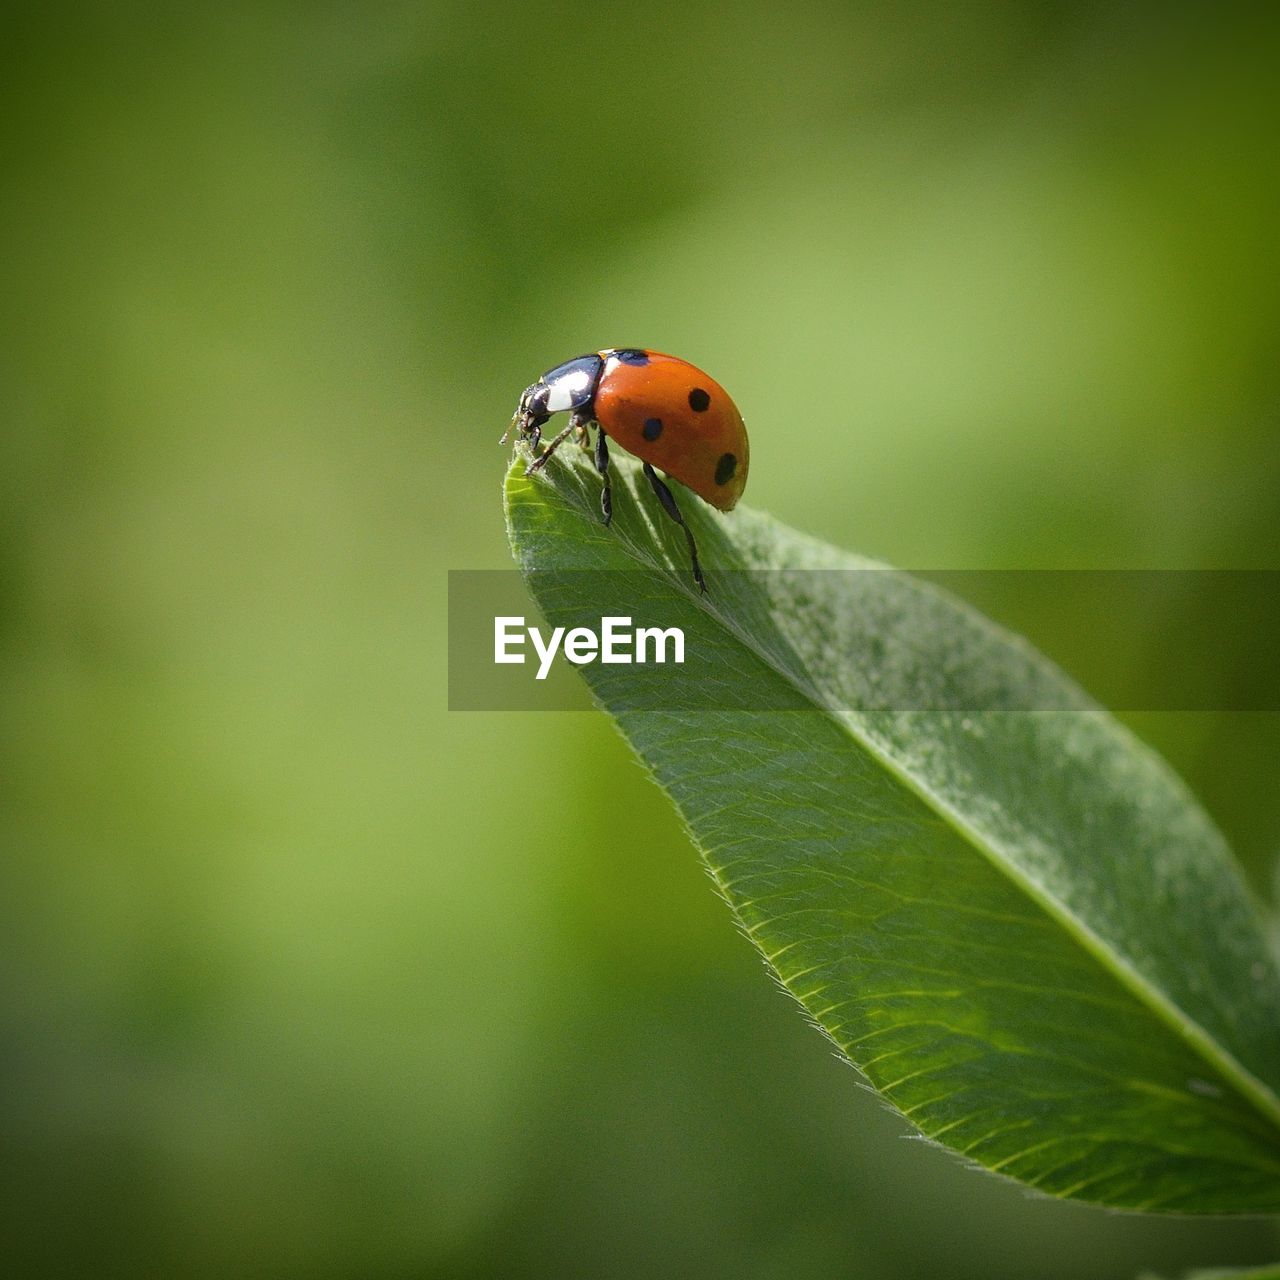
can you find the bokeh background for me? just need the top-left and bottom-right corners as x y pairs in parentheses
(3, 3), (1279, 1276)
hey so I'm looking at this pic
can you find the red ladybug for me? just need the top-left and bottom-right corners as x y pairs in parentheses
(505, 349), (749, 593)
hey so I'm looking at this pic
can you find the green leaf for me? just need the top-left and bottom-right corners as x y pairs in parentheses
(1139, 1266), (1280, 1280)
(503, 449), (1280, 1213)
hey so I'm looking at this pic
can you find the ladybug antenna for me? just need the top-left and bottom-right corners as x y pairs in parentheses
(499, 408), (520, 446)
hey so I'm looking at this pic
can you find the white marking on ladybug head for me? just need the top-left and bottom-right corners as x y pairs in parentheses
(545, 367), (592, 412)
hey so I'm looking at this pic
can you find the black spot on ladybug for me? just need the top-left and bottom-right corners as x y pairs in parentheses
(715, 452), (737, 486)
(613, 349), (650, 365)
(688, 387), (711, 412)
(642, 417), (663, 441)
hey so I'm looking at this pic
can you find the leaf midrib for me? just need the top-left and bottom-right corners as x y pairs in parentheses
(509, 461), (1280, 1139)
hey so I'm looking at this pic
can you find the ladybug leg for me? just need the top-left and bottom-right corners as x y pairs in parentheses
(501, 407), (547, 448)
(642, 462), (707, 595)
(594, 428), (612, 526)
(527, 415), (545, 453)
(525, 418), (576, 474)
(572, 412), (592, 451)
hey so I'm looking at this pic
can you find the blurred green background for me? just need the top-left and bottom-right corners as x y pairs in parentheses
(3, 2), (1279, 1276)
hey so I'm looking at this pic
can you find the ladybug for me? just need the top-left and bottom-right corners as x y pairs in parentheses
(504, 348), (749, 593)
